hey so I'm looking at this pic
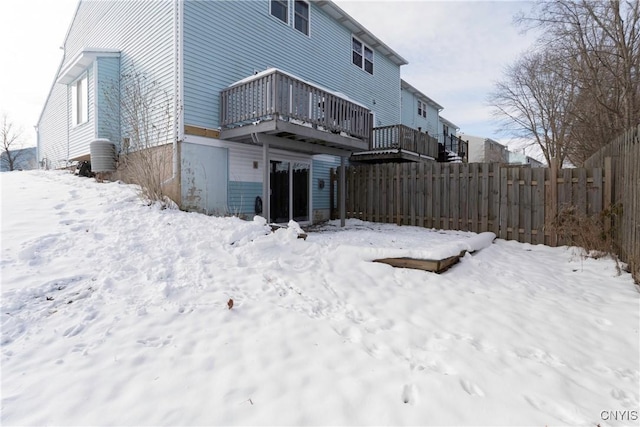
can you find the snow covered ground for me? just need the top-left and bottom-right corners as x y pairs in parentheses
(1, 170), (639, 426)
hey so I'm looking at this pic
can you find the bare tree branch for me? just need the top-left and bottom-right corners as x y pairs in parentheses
(1, 114), (26, 171)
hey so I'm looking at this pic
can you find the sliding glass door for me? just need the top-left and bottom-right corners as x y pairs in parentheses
(270, 160), (310, 224)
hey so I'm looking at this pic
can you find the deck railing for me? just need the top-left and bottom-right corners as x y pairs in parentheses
(440, 133), (468, 159)
(220, 70), (373, 144)
(372, 125), (440, 158)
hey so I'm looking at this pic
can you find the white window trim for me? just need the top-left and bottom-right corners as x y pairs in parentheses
(269, 0), (311, 37)
(352, 36), (373, 75)
(293, 0), (310, 37)
(417, 101), (427, 119)
(269, 0), (289, 25)
(71, 72), (89, 127)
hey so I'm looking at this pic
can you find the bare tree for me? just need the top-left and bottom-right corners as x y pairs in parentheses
(515, 0), (640, 164)
(489, 51), (577, 167)
(1, 114), (27, 171)
(104, 70), (176, 206)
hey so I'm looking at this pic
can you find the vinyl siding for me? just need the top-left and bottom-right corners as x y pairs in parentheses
(38, 82), (68, 167)
(181, 142), (228, 215)
(39, 0), (176, 167)
(96, 56), (121, 143)
(228, 181), (263, 217)
(183, 135), (315, 218)
(312, 155), (340, 210)
(183, 1), (402, 131)
(68, 66), (95, 160)
(400, 87), (440, 135)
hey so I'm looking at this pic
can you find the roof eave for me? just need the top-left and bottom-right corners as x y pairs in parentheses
(401, 79), (444, 111)
(57, 49), (121, 84)
(316, 1), (408, 67)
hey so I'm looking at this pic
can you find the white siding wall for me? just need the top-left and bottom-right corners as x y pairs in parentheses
(96, 56), (121, 143)
(38, 80), (68, 167)
(68, 66), (95, 160)
(39, 0), (176, 167)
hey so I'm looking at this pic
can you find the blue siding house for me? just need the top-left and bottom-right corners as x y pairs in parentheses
(38, 0), (461, 223)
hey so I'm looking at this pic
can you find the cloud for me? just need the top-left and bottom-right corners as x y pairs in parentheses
(0, 0), (77, 145)
(334, 0), (538, 138)
(3, 0), (537, 147)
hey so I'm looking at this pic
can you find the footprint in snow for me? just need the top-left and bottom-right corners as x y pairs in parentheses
(460, 379), (485, 397)
(523, 394), (588, 424)
(402, 384), (418, 405)
(137, 336), (173, 348)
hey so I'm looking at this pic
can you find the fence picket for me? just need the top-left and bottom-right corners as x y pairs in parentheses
(521, 168), (531, 243)
(332, 129), (638, 282)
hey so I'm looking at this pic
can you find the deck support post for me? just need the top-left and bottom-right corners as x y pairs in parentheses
(262, 137), (270, 224)
(340, 156), (346, 227)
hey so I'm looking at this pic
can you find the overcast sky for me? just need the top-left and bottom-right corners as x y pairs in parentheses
(0, 0), (536, 149)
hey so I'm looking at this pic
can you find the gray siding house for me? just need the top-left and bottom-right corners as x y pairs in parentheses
(464, 134), (510, 164)
(38, 0), (459, 223)
(1, 147), (38, 172)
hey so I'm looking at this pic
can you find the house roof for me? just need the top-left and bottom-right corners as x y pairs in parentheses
(57, 49), (121, 84)
(439, 116), (459, 131)
(316, 1), (408, 67)
(400, 80), (444, 111)
(463, 134), (508, 149)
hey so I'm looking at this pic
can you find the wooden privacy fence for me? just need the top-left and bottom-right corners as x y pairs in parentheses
(584, 125), (639, 282)
(331, 162), (610, 247)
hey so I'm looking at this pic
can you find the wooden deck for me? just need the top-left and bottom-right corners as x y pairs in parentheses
(352, 125), (440, 163)
(220, 69), (373, 153)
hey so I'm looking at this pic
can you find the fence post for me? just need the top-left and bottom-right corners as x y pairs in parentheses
(330, 167), (336, 220)
(396, 163), (401, 226)
(604, 156), (613, 236)
(549, 158), (559, 246)
(340, 157), (346, 227)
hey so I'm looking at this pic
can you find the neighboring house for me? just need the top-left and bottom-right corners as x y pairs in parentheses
(508, 150), (545, 167)
(353, 80), (467, 164)
(1, 147), (37, 172)
(37, 0), (461, 224)
(400, 80), (442, 136)
(464, 134), (510, 164)
(438, 116), (467, 162)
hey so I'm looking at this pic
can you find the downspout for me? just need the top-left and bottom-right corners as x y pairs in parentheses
(67, 86), (71, 167)
(174, 0), (182, 180)
(164, 0), (182, 186)
(34, 125), (40, 169)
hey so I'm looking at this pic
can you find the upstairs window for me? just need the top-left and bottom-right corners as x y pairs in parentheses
(418, 101), (427, 118)
(270, 0), (288, 24)
(72, 73), (88, 126)
(352, 37), (373, 75)
(294, 1), (309, 35)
